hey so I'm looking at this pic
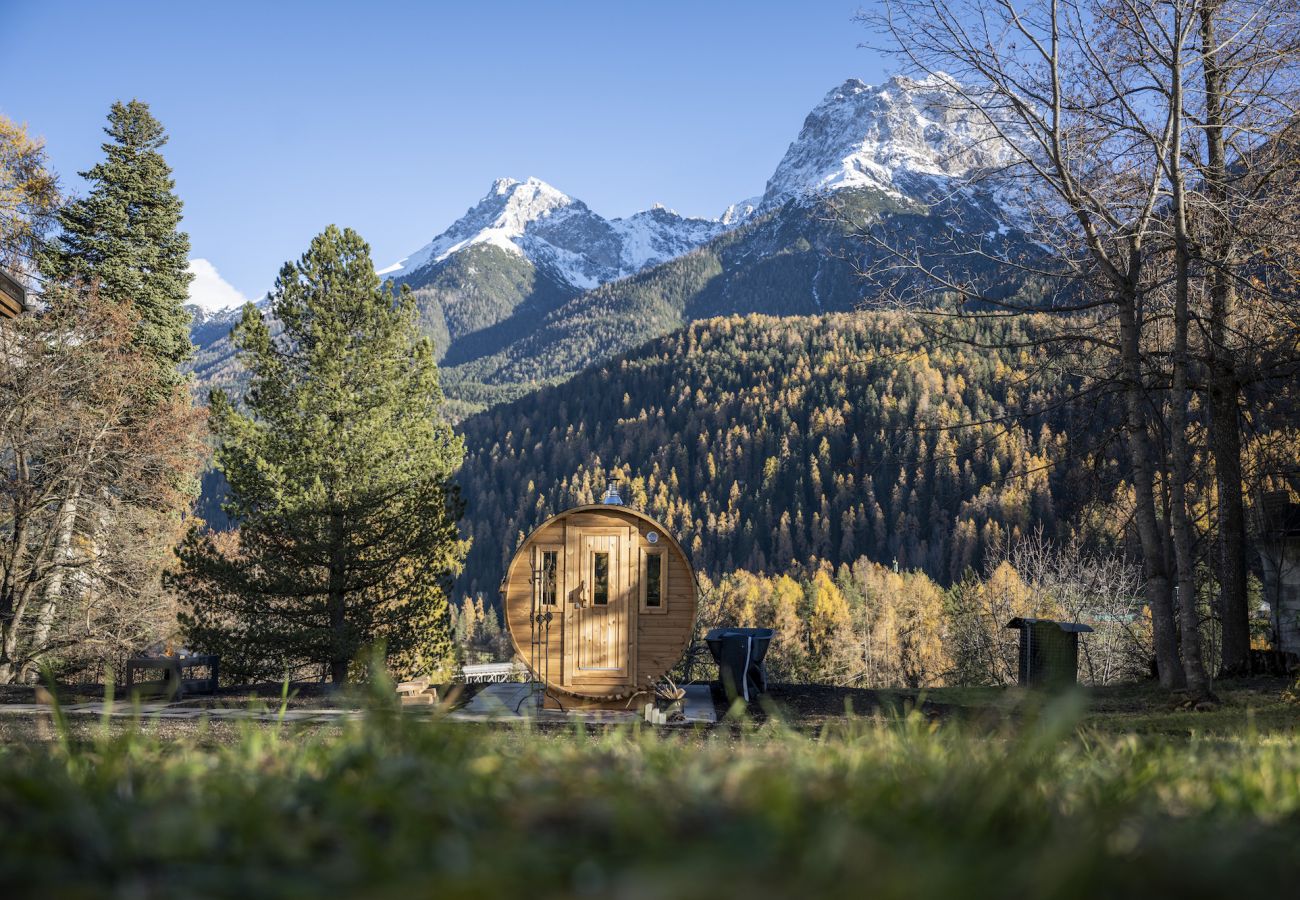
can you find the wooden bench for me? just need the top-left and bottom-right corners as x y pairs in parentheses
(125, 654), (220, 700)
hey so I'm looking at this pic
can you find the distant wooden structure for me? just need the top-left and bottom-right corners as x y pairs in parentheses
(500, 495), (697, 707)
(0, 269), (27, 320)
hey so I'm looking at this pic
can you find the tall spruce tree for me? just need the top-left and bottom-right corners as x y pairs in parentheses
(175, 226), (465, 683)
(41, 99), (192, 387)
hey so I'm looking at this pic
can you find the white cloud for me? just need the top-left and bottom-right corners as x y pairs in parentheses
(186, 258), (250, 313)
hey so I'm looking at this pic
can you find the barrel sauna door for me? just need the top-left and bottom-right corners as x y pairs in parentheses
(567, 527), (632, 686)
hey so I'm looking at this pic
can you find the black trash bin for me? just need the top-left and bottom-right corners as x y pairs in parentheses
(705, 627), (774, 702)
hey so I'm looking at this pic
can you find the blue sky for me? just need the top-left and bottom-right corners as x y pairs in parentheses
(1, 1), (888, 306)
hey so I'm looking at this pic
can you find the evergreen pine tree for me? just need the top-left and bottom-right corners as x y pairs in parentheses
(175, 226), (466, 683)
(41, 100), (192, 388)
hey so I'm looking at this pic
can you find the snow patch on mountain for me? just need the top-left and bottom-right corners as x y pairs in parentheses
(719, 196), (761, 226)
(762, 73), (1013, 208)
(611, 204), (726, 272)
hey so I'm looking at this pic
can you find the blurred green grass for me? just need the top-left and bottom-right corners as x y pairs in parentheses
(3, 687), (1300, 899)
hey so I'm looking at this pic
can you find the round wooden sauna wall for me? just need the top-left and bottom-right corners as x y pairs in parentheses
(501, 504), (698, 701)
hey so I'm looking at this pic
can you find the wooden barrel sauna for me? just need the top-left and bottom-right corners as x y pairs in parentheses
(500, 501), (698, 703)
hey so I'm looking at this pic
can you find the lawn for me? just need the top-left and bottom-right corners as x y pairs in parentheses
(1, 678), (1299, 898)
(749, 677), (1300, 736)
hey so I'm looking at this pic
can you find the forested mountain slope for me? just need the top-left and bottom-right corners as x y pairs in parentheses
(441, 184), (1033, 409)
(454, 311), (1114, 600)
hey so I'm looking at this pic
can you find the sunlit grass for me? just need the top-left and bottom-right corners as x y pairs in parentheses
(2, 687), (1299, 898)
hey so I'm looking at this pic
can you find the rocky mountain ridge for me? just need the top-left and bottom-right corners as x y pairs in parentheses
(376, 73), (1013, 298)
(190, 73), (1031, 417)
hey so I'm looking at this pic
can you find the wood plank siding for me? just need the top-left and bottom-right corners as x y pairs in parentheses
(0, 270), (26, 320)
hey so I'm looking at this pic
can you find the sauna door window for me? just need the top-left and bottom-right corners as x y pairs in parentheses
(592, 551), (610, 605)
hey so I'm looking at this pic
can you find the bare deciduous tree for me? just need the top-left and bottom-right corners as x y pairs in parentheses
(858, 0), (1300, 697)
(0, 286), (204, 684)
(947, 530), (1150, 685)
(1003, 530), (1152, 684)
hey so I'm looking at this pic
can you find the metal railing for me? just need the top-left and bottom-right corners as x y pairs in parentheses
(458, 662), (519, 684)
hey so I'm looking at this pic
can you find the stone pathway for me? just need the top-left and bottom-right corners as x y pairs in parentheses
(0, 701), (363, 724)
(0, 683), (718, 726)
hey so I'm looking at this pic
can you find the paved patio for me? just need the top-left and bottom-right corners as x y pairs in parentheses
(0, 701), (363, 724)
(452, 683), (717, 724)
(0, 683), (719, 726)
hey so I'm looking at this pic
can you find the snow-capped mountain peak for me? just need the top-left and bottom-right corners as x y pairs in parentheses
(378, 176), (582, 279)
(761, 73), (1011, 208)
(381, 178), (728, 290)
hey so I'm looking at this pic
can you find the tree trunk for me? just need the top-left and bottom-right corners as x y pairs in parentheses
(22, 486), (81, 683)
(1116, 283), (1184, 689)
(0, 622), (17, 686)
(0, 513), (33, 686)
(1208, 373), (1250, 672)
(1166, 36), (1213, 700)
(0, 578), (35, 685)
(1198, 1), (1252, 676)
(328, 508), (349, 684)
(1168, 241), (1212, 697)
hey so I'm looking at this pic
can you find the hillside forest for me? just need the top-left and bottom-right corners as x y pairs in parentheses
(455, 312), (1107, 598)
